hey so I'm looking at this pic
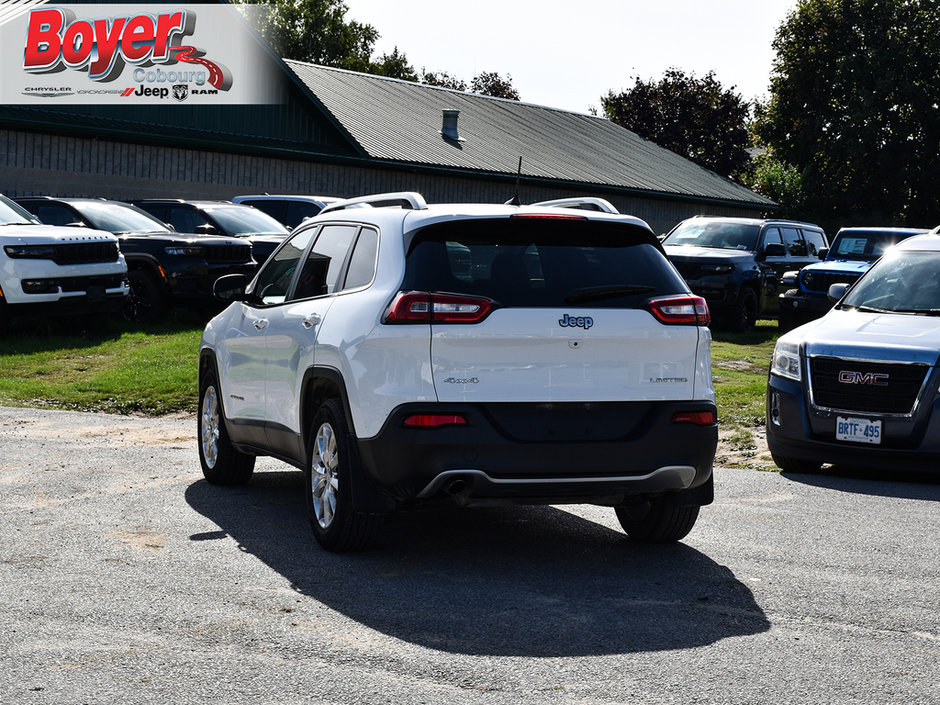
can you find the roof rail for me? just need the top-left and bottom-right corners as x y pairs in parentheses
(319, 192), (428, 215)
(531, 197), (620, 214)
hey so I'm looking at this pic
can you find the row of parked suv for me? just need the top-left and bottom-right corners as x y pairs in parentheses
(0, 194), (340, 333)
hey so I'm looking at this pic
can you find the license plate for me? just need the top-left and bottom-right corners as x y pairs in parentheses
(835, 416), (882, 444)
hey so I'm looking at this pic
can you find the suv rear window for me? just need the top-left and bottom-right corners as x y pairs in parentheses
(403, 219), (687, 308)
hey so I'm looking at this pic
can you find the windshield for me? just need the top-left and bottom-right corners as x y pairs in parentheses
(72, 201), (171, 234)
(0, 195), (38, 225)
(831, 230), (921, 260)
(841, 250), (940, 314)
(204, 206), (289, 236)
(662, 221), (760, 251)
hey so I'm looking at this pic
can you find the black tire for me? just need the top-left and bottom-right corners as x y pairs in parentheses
(728, 287), (759, 332)
(123, 270), (168, 323)
(0, 299), (10, 337)
(305, 399), (382, 552)
(198, 367), (255, 485)
(771, 452), (820, 474)
(615, 496), (700, 542)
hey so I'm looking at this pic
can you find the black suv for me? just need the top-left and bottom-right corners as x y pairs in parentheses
(17, 198), (255, 321)
(661, 216), (828, 331)
(134, 200), (289, 264)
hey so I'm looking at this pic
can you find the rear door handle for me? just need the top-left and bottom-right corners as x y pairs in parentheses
(253, 319), (268, 330)
(302, 313), (321, 329)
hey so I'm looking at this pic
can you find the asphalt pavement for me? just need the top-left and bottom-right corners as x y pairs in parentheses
(1, 406), (938, 705)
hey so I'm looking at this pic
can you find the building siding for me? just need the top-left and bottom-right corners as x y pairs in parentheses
(1, 128), (763, 234)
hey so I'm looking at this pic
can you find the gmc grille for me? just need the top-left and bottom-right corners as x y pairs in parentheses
(809, 357), (928, 414)
(801, 270), (861, 295)
(53, 242), (120, 265)
(205, 244), (251, 263)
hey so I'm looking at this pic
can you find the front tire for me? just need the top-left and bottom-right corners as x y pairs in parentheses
(306, 399), (381, 552)
(728, 287), (758, 332)
(198, 368), (255, 485)
(615, 496), (700, 542)
(123, 270), (168, 323)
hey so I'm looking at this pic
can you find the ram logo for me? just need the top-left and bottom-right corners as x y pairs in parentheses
(838, 370), (889, 386)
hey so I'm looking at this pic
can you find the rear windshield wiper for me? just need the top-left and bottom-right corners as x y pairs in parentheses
(565, 285), (656, 304)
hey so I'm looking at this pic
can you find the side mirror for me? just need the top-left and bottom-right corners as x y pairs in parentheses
(762, 243), (787, 259)
(781, 271), (799, 287)
(195, 223), (219, 235)
(817, 247), (829, 260)
(828, 282), (849, 303)
(213, 273), (250, 303)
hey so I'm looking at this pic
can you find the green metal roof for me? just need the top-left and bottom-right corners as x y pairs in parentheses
(285, 60), (775, 209)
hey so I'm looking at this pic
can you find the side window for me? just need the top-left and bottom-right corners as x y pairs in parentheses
(250, 228), (317, 305)
(342, 228), (379, 291)
(285, 202), (322, 229)
(142, 204), (169, 225)
(244, 200), (287, 225)
(803, 229), (826, 257)
(292, 225), (359, 300)
(762, 227), (784, 252)
(781, 227), (807, 257)
(35, 204), (83, 227)
(169, 207), (207, 234)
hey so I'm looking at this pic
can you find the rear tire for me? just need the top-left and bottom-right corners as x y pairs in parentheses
(198, 367), (255, 485)
(306, 399), (382, 552)
(616, 496), (700, 542)
(771, 452), (820, 474)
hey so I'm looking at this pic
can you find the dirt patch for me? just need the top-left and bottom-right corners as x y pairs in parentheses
(716, 426), (777, 471)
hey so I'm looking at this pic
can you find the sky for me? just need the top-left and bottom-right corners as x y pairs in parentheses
(343, 0), (801, 114)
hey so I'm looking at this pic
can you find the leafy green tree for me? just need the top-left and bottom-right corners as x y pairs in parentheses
(243, 0), (379, 70)
(470, 72), (520, 100)
(601, 69), (751, 179)
(741, 149), (807, 219)
(370, 47), (417, 81)
(420, 69), (520, 100)
(756, 0), (940, 226)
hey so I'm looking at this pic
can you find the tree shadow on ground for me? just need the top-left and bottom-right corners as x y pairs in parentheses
(186, 471), (770, 657)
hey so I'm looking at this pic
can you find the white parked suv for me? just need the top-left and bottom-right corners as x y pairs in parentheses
(198, 193), (718, 551)
(0, 194), (128, 334)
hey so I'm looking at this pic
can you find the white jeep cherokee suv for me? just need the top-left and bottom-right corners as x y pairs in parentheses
(0, 194), (127, 334)
(198, 193), (718, 551)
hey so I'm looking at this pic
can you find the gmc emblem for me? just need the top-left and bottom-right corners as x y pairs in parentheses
(838, 370), (889, 386)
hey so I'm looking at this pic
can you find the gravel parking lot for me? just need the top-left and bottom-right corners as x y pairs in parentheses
(2, 406), (938, 705)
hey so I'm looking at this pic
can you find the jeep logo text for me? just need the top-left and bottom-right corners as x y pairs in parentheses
(559, 314), (593, 329)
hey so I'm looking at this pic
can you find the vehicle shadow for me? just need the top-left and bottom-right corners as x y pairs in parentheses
(782, 466), (940, 501)
(185, 471), (770, 657)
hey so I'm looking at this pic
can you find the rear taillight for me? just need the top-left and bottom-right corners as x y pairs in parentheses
(402, 414), (469, 428)
(646, 295), (710, 325)
(383, 291), (496, 324)
(671, 411), (717, 425)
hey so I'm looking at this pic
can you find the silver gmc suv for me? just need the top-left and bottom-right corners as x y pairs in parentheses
(198, 193), (718, 551)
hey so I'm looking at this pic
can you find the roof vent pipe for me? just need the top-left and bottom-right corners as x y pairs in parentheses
(441, 109), (464, 142)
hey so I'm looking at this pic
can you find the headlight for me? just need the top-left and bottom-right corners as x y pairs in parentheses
(164, 246), (204, 256)
(4, 244), (56, 259)
(702, 264), (733, 273)
(771, 339), (801, 381)
(801, 271), (815, 289)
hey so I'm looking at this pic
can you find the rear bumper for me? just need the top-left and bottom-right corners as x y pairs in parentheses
(356, 401), (717, 506)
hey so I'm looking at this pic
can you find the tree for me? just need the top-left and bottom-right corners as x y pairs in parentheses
(470, 72), (520, 101)
(756, 0), (940, 227)
(420, 69), (520, 100)
(420, 70), (468, 92)
(244, 0), (379, 70)
(370, 47), (417, 81)
(601, 69), (751, 179)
